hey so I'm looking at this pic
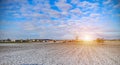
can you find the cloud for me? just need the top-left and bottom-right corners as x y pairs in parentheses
(46, 9), (62, 18)
(15, 0), (70, 21)
(89, 13), (100, 18)
(9, 0), (51, 20)
(71, 0), (79, 4)
(0, 0), (120, 39)
(113, 4), (120, 8)
(70, 8), (82, 15)
(117, 14), (120, 17)
(77, 1), (98, 10)
(103, 0), (111, 5)
(81, 15), (100, 23)
(22, 22), (36, 31)
(55, 0), (72, 12)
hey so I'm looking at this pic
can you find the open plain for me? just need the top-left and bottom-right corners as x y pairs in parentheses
(0, 41), (120, 65)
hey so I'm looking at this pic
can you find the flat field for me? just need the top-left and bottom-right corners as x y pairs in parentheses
(0, 41), (120, 65)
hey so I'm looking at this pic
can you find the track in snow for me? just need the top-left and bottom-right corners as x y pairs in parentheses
(0, 42), (120, 65)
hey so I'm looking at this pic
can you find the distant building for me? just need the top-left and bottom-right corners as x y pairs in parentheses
(15, 39), (23, 43)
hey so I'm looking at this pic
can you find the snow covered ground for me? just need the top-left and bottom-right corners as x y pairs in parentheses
(0, 41), (120, 65)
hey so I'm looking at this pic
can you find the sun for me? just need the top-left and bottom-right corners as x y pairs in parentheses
(82, 35), (93, 41)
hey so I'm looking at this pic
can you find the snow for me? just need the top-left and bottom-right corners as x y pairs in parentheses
(0, 42), (120, 65)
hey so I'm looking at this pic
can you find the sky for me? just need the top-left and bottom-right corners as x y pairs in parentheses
(0, 0), (120, 40)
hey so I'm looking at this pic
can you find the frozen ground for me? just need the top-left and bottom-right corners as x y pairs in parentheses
(0, 41), (120, 65)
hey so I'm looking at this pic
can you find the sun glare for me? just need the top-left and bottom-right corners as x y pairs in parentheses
(83, 35), (93, 41)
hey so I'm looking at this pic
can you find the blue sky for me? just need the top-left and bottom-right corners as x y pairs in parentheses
(0, 0), (120, 40)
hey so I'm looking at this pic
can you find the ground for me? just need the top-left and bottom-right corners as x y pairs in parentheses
(0, 41), (120, 65)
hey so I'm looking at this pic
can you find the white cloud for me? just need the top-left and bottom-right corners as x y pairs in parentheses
(59, 0), (67, 2)
(71, 0), (79, 4)
(1, 0), (119, 39)
(77, 1), (98, 11)
(55, 1), (72, 12)
(90, 13), (100, 18)
(81, 14), (100, 22)
(46, 9), (62, 18)
(70, 8), (82, 14)
(103, 0), (111, 5)
(113, 4), (120, 8)
(22, 22), (36, 31)
(13, 0), (51, 20)
(60, 21), (100, 38)
(117, 14), (120, 17)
